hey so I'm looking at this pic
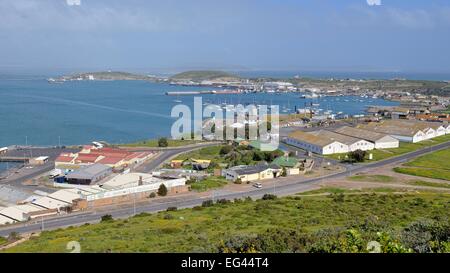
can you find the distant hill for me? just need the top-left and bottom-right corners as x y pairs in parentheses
(170, 70), (240, 81)
(61, 71), (156, 81)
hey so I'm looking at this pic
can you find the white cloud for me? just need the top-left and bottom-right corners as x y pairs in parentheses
(367, 0), (381, 6)
(67, 0), (81, 6)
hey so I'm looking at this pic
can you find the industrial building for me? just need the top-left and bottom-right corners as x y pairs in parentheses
(66, 163), (112, 185)
(285, 131), (349, 155)
(308, 130), (375, 152)
(333, 126), (400, 149)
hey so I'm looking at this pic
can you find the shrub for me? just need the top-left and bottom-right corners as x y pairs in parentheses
(158, 184), (168, 196)
(149, 192), (156, 198)
(101, 214), (114, 222)
(202, 200), (214, 207)
(167, 206), (177, 211)
(220, 145), (233, 155)
(262, 194), (277, 200)
(158, 137), (169, 147)
(348, 149), (366, 162)
(216, 199), (231, 205)
(234, 178), (243, 184)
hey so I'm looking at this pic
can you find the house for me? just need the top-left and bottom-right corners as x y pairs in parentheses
(285, 130), (349, 155)
(272, 157), (301, 175)
(66, 163), (112, 185)
(223, 164), (281, 182)
(333, 126), (399, 149)
(308, 130), (375, 152)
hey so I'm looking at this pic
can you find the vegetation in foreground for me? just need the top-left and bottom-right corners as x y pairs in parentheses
(394, 148), (450, 181)
(3, 189), (449, 253)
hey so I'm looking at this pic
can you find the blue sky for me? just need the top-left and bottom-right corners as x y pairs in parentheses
(1, 0), (450, 74)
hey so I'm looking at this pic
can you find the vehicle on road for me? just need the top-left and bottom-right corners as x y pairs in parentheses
(253, 183), (262, 188)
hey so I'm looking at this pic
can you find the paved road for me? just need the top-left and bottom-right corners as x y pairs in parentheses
(1, 141), (449, 237)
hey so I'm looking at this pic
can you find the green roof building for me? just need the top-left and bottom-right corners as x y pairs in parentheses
(272, 157), (300, 168)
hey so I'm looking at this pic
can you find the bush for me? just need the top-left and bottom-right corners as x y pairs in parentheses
(158, 184), (168, 196)
(158, 137), (169, 147)
(220, 145), (233, 155)
(262, 194), (277, 200)
(101, 214), (114, 222)
(167, 206), (177, 211)
(348, 149), (366, 163)
(216, 199), (231, 205)
(234, 178), (243, 184)
(149, 192), (156, 198)
(202, 200), (214, 207)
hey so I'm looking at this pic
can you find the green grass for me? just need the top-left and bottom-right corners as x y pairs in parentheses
(407, 180), (450, 189)
(4, 191), (450, 253)
(0, 237), (7, 246)
(394, 148), (450, 181)
(394, 167), (450, 181)
(189, 177), (229, 192)
(175, 145), (225, 161)
(122, 139), (203, 148)
(348, 175), (396, 183)
(325, 134), (450, 163)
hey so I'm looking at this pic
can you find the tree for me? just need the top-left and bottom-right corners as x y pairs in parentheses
(281, 167), (287, 177)
(158, 184), (168, 196)
(348, 149), (366, 162)
(158, 137), (169, 147)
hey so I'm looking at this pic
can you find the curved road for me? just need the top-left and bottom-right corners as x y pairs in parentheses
(1, 141), (449, 237)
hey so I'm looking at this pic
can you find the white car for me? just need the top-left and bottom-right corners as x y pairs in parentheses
(253, 183), (262, 189)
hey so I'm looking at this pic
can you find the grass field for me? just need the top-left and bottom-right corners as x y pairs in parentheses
(0, 237), (6, 246)
(348, 175), (396, 183)
(3, 190), (449, 253)
(189, 177), (229, 192)
(408, 180), (450, 189)
(122, 139), (203, 148)
(325, 134), (450, 162)
(174, 145), (225, 161)
(394, 148), (450, 181)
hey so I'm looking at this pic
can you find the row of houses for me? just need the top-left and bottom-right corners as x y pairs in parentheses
(285, 120), (450, 155)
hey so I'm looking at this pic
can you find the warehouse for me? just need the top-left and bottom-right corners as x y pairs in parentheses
(358, 122), (426, 143)
(333, 126), (399, 149)
(0, 215), (15, 225)
(308, 130), (375, 152)
(285, 130), (349, 155)
(66, 163), (112, 185)
(32, 196), (71, 210)
(0, 206), (29, 222)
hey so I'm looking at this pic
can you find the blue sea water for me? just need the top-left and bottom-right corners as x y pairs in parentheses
(0, 78), (399, 147)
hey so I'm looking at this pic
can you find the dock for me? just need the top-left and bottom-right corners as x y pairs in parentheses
(0, 157), (30, 163)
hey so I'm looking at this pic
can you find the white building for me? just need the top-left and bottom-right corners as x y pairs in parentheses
(308, 130), (375, 152)
(285, 131), (349, 155)
(359, 122), (426, 143)
(333, 126), (399, 149)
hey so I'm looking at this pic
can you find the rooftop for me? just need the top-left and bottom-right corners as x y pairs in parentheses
(288, 130), (337, 147)
(66, 163), (111, 180)
(333, 126), (394, 143)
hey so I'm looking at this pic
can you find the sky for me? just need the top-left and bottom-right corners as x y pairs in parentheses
(0, 0), (450, 74)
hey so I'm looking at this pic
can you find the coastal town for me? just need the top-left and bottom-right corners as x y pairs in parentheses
(0, 75), (449, 229)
